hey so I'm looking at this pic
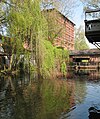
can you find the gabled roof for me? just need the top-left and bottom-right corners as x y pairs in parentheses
(70, 49), (100, 56)
(43, 8), (75, 26)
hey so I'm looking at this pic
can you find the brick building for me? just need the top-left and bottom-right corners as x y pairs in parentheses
(43, 8), (75, 50)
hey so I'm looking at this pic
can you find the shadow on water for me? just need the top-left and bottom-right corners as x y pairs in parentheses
(0, 72), (73, 119)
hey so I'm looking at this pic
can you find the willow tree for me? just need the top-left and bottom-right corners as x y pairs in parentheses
(7, 0), (48, 77)
(1, 0), (73, 78)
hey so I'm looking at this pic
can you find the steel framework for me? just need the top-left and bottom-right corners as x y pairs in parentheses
(85, 8), (100, 49)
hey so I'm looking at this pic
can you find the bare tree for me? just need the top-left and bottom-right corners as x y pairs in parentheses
(80, 0), (100, 9)
(42, 0), (78, 17)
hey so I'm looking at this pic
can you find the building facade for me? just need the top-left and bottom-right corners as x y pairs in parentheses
(43, 9), (75, 50)
(55, 15), (75, 50)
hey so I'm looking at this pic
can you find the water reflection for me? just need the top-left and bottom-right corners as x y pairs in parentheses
(1, 70), (100, 119)
(0, 73), (73, 119)
(0, 76), (15, 119)
(73, 69), (100, 80)
(60, 69), (100, 119)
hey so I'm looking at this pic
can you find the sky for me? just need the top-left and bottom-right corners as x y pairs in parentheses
(72, 2), (84, 28)
(72, 1), (96, 49)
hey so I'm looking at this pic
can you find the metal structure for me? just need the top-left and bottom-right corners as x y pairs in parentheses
(85, 8), (100, 49)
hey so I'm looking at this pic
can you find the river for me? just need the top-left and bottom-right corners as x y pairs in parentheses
(0, 70), (100, 119)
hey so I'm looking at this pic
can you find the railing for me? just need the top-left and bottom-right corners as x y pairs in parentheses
(69, 62), (100, 70)
(85, 9), (100, 49)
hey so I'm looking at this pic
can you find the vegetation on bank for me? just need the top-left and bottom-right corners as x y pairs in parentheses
(41, 40), (69, 78)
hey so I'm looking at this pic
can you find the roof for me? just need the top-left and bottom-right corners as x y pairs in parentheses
(43, 8), (75, 26)
(70, 49), (100, 56)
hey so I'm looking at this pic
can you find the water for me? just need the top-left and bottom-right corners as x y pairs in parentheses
(0, 70), (100, 119)
(60, 70), (100, 119)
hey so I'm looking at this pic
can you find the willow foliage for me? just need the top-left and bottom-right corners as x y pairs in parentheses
(41, 40), (69, 78)
(41, 40), (55, 78)
(7, 0), (48, 71)
(4, 0), (69, 78)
